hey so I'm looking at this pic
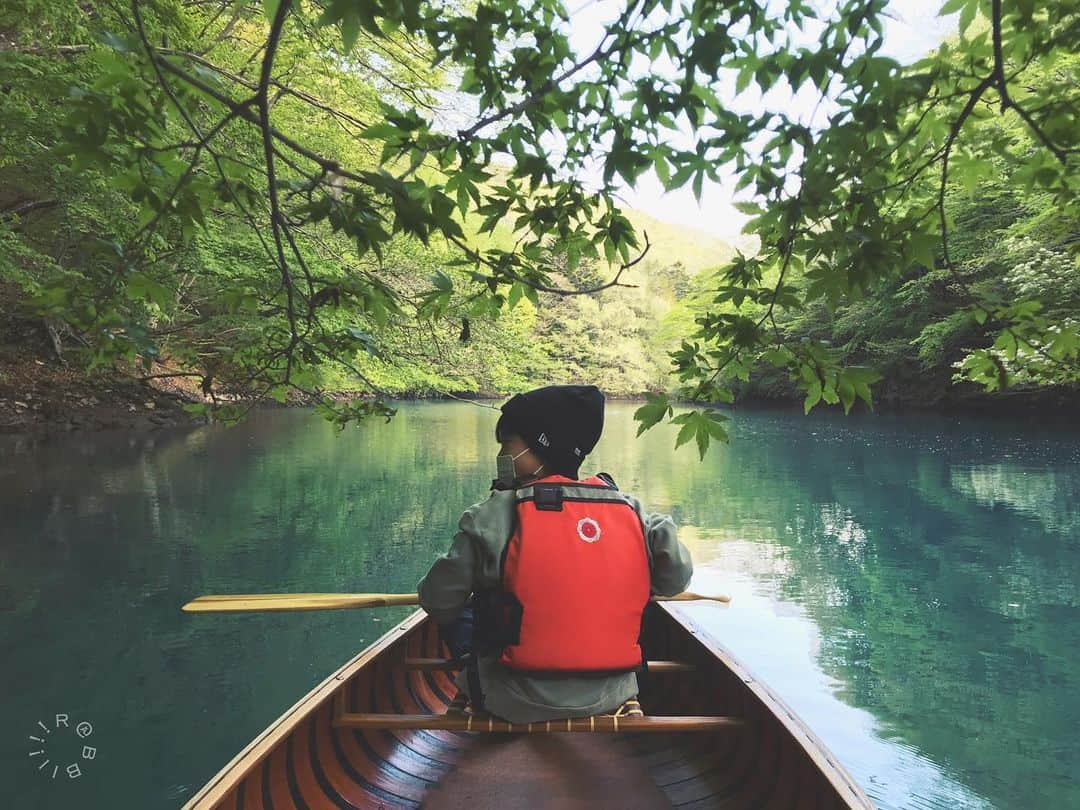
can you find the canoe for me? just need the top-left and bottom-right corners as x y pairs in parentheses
(183, 603), (873, 809)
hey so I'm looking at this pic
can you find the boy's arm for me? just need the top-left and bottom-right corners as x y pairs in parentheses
(642, 512), (694, 596)
(417, 530), (475, 624)
(416, 493), (512, 622)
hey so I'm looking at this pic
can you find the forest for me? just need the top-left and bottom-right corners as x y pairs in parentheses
(1, 0), (1077, 445)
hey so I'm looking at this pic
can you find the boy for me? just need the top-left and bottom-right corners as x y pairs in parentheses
(417, 384), (693, 724)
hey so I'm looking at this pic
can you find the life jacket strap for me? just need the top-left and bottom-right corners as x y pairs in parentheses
(463, 653), (485, 712)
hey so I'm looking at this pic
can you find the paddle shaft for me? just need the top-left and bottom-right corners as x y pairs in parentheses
(182, 591), (730, 614)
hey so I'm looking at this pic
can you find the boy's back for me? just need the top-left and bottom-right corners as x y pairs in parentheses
(417, 386), (693, 723)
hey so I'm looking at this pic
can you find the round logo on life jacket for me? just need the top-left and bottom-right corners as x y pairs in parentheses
(577, 517), (601, 543)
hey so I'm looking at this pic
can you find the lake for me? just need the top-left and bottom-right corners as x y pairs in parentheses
(1, 402), (1078, 809)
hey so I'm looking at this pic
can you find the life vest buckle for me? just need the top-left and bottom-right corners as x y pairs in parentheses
(533, 485), (564, 511)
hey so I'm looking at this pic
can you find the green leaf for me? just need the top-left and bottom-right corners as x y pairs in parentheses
(359, 123), (403, 141)
(803, 379), (822, 414)
(125, 273), (173, 309)
(432, 270), (453, 292)
(695, 424), (710, 460)
(958, 0), (977, 35)
(345, 327), (380, 357)
(736, 64), (754, 94)
(95, 31), (132, 53)
(674, 419), (696, 449)
(938, 0), (969, 16)
(633, 394), (671, 437)
(340, 14), (360, 52)
(838, 378), (855, 414)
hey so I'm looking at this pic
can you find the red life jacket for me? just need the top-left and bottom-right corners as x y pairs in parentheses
(497, 474), (651, 673)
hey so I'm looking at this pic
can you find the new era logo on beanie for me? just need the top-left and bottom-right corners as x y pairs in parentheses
(495, 385), (605, 479)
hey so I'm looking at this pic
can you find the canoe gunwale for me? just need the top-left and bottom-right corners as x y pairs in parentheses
(656, 602), (874, 809)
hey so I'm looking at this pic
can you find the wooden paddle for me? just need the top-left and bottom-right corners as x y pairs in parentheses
(182, 591), (730, 614)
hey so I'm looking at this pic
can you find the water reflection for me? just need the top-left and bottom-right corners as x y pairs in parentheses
(687, 564), (992, 810)
(950, 463), (1079, 535)
(595, 406), (1078, 810)
(1, 403), (1077, 809)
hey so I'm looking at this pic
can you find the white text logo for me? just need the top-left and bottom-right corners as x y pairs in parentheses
(28, 714), (98, 781)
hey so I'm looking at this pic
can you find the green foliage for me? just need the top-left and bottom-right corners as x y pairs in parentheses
(315, 399), (397, 431)
(671, 408), (729, 459)
(715, 79), (1080, 408)
(634, 393), (673, 437)
(1, 0), (1077, 443)
(657, 5), (1080, 435)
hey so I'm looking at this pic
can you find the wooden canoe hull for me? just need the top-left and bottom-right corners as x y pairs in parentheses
(183, 604), (873, 809)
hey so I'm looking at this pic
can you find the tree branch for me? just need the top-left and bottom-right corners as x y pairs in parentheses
(256, 0), (302, 379)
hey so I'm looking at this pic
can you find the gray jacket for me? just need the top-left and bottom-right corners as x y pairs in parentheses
(417, 482), (693, 723)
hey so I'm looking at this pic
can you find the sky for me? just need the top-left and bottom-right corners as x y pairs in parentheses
(562, 0), (959, 241)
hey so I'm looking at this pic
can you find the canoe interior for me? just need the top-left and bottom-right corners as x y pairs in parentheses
(184, 604), (872, 809)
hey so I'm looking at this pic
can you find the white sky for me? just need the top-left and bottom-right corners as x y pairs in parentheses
(563, 1), (958, 240)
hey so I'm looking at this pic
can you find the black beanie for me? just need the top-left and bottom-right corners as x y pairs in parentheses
(495, 385), (605, 478)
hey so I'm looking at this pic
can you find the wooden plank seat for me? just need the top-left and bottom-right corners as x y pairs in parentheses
(403, 657), (696, 673)
(332, 711), (743, 733)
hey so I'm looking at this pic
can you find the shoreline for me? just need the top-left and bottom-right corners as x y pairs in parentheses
(3, 348), (1076, 439)
(7, 386), (1078, 441)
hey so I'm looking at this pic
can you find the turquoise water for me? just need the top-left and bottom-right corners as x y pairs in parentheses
(1, 402), (1078, 809)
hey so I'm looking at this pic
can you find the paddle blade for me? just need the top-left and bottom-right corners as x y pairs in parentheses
(660, 591), (732, 604)
(182, 593), (421, 613)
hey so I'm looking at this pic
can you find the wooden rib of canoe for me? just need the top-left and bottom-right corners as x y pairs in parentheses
(183, 603), (874, 809)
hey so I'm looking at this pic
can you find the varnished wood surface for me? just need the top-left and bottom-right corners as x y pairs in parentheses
(182, 591), (730, 614)
(333, 712), (743, 732)
(403, 657), (697, 673)
(182, 593), (424, 612)
(182, 604), (875, 809)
